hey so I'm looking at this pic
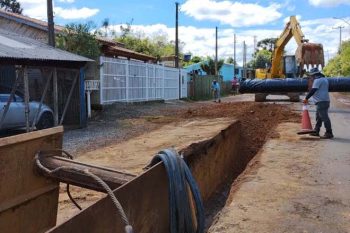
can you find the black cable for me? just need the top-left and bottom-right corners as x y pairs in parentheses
(149, 149), (205, 233)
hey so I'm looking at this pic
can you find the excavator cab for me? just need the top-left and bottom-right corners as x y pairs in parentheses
(296, 43), (325, 77)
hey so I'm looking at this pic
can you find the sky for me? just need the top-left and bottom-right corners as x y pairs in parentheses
(19, 0), (350, 65)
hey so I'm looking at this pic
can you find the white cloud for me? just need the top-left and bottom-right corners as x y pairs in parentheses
(20, 0), (99, 20)
(55, 7), (99, 19)
(181, 0), (282, 27)
(106, 16), (350, 66)
(309, 0), (350, 7)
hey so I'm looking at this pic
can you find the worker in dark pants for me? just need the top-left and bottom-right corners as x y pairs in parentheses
(303, 67), (334, 139)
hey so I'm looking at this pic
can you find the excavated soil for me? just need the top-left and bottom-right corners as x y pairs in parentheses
(57, 101), (299, 226)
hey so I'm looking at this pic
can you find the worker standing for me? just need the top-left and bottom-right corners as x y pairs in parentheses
(303, 67), (334, 139)
(231, 76), (239, 95)
(211, 80), (221, 103)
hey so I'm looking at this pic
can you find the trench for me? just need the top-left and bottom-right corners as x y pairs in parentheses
(177, 102), (300, 231)
(51, 102), (299, 233)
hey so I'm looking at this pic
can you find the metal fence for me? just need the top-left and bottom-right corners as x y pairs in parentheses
(99, 56), (187, 104)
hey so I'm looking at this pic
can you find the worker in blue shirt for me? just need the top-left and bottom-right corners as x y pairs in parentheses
(211, 80), (221, 103)
(303, 67), (333, 139)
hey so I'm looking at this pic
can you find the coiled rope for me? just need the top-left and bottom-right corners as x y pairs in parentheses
(149, 149), (205, 233)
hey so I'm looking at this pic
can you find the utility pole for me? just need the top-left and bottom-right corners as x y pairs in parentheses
(234, 33), (236, 67)
(215, 26), (218, 76)
(333, 25), (344, 54)
(243, 41), (246, 79)
(47, 0), (55, 47)
(175, 2), (179, 68)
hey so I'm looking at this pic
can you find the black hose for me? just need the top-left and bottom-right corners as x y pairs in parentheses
(149, 149), (205, 233)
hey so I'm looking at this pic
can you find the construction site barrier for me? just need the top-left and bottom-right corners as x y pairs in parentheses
(239, 78), (350, 93)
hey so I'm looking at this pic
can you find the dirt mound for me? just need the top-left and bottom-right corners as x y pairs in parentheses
(175, 102), (299, 169)
(172, 102), (300, 229)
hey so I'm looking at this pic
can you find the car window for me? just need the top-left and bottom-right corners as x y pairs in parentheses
(0, 95), (9, 102)
(15, 95), (23, 102)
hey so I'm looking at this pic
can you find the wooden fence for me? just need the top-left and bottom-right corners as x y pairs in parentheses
(187, 75), (231, 100)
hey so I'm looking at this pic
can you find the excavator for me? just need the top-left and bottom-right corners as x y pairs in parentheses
(254, 16), (325, 102)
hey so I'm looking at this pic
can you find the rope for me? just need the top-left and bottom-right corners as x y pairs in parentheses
(35, 150), (133, 233)
(148, 149), (205, 233)
(66, 184), (82, 210)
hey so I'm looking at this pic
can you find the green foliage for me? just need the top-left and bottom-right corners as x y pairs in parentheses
(257, 38), (277, 52)
(191, 56), (203, 64)
(323, 40), (350, 77)
(113, 20), (189, 61)
(200, 57), (224, 75)
(183, 55), (204, 67)
(56, 22), (100, 59)
(116, 34), (175, 60)
(0, 0), (22, 14)
(225, 57), (237, 65)
(249, 49), (272, 69)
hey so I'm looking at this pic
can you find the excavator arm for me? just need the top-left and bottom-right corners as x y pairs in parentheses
(270, 16), (324, 78)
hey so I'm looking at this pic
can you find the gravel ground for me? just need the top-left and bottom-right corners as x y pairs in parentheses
(63, 100), (195, 155)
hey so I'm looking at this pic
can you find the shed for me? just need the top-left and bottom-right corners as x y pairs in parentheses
(185, 62), (242, 81)
(0, 28), (92, 131)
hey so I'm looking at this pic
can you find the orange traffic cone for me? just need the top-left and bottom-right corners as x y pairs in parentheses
(297, 104), (316, 135)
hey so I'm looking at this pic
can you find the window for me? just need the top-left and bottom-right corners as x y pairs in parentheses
(15, 95), (23, 102)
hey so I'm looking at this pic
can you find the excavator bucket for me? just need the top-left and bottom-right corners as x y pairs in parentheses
(296, 43), (325, 73)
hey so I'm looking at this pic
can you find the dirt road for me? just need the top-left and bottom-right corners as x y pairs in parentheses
(208, 95), (350, 233)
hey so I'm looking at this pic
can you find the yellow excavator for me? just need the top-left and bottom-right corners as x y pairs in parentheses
(255, 16), (325, 101)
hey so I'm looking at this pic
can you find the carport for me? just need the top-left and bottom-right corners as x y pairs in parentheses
(0, 28), (92, 132)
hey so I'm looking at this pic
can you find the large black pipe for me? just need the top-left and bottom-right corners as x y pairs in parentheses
(239, 78), (350, 94)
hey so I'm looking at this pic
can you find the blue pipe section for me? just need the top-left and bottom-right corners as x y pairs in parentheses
(149, 149), (205, 233)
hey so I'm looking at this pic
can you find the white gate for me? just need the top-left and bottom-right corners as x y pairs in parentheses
(99, 56), (187, 104)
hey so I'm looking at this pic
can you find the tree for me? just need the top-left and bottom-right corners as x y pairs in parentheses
(183, 55), (203, 67)
(56, 22), (101, 59)
(256, 38), (277, 52)
(200, 57), (224, 75)
(102, 18), (109, 37)
(115, 22), (179, 60)
(248, 49), (272, 69)
(0, 0), (22, 14)
(323, 40), (350, 77)
(191, 56), (203, 64)
(226, 57), (237, 65)
(120, 19), (134, 38)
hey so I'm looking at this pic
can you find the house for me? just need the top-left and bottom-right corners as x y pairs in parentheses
(185, 62), (243, 81)
(0, 9), (156, 63)
(0, 9), (162, 112)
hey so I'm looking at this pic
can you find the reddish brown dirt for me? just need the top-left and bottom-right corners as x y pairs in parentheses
(57, 101), (299, 226)
(175, 102), (299, 171)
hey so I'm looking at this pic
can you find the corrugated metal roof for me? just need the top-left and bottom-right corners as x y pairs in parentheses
(0, 28), (92, 63)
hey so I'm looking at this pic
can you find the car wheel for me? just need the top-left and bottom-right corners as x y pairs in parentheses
(36, 112), (54, 130)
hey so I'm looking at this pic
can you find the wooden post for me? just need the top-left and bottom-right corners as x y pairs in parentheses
(31, 70), (53, 130)
(23, 66), (30, 132)
(53, 68), (58, 126)
(59, 71), (79, 125)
